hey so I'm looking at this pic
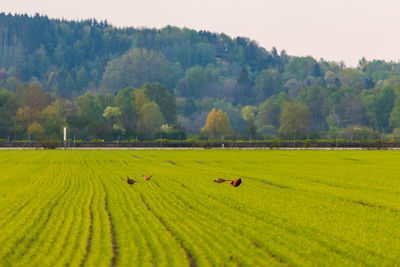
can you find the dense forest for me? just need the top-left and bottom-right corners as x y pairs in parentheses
(1, 13), (400, 141)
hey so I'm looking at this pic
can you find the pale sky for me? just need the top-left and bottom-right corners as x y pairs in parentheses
(2, 0), (400, 66)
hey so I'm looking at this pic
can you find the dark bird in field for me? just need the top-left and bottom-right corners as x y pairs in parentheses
(127, 177), (136, 185)
(213, 178), (231, 183)
(143, 175), (152, 181)
(230, 178), (242, 187)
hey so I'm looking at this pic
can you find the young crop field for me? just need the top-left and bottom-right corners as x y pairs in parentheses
(0, 150), (400, 266)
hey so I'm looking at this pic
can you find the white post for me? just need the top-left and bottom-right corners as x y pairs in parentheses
(63, 127), (67, 149)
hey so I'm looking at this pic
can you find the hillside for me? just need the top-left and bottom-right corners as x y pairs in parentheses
(1, 13), (400, 140)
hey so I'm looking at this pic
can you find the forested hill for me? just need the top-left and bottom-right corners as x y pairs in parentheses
(0, 12), (282, 96)
(1, 12), (400, 141)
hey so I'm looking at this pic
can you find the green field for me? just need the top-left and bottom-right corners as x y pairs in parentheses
(0, 150), (400, 266)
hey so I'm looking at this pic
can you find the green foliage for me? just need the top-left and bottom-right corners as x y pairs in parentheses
(178, 65), (218, 97)
(143, 82), (177, 124)
(137, 102), (165, 138)
(15, 83), (51, 115)
(38, 137), (61, 149)
(114, 87), (137, 133)
(241, 105), (258, 137)
(102, 48), (175, 92)
(257, 124), (278, 138)
(3, 13), (400, 140)
(103, 106), (122, 119)
(279, 102), (310, 138)
(285, 56), (321, 80)
(256, 93), (289, 130)
(241, 105), (257, 122)
(39, 106), (66, 138)
(0, 88), (12, 107)
(338, 125), (379, 140)
(27, 121), (44, 140)
(155, 128), (186, 140)
(254, 69), (283, 100)
(103, 106), (125, 135)
(201, 108), (232, 139)
(362, 86), (395, 132)
(389, 91), (400, 129)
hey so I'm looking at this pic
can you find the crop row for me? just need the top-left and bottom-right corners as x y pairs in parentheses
(0, 150), (400, 266)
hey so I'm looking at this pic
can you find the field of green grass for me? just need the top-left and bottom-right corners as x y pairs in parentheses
(0, 150), (400, 266)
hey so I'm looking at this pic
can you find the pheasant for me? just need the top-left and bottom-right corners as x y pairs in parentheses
(127, 177), (136, 185)
(213, 178), (231, 183)
(230, 178), (242, 187)
(143, 175), (152, 181)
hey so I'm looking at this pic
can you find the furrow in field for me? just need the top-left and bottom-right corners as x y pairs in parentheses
(26, 155), (114, 267)
(244, 178), (396, 263)
(139, 194), (197, 267)
(140, 192), (216, 266)
(16, 161), (82, 265)
(105, 193), (119, 267)
(93, 157), (157, 266)
(134, 156), (291, 265)
(123, 152), (290, 265)
(252, 241), (291, 266)
(237, 177), (396, 262)
(115, 155), (225, 264)
(62, 159), (98, 267)
(198, 184), (365, 265)
(94, 157), (186, 266)
(27, 158), (93, 267)
(0, 159), (67, 256)
(141, 179), (287, 266)
(147, 161), (362, 265)
(192, 154), (392, 265)
(80, 196), (94, 267)
(78, 160), (114, 267)
(97, 171), (127, 267)
(0, 155), (57, 229)
(137, 179), (261, 266)
(175, 158), (376, 265)
(49, 161), (90, 266)
(2, 150), (400, 266)
(108, 187), (153, 266)
(20, 160), (82, 266)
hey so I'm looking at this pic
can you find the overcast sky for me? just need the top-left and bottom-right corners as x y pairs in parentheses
(3, 0), (400, 66)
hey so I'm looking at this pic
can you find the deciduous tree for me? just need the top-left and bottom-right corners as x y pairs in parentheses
(137, 102), (164, 138)
(201, 108), (232, 139)
(27, 121), (44, 140)
(39, 106), (67, 137)
(279, 102), (310, 138)
(102, 48), (175, 92)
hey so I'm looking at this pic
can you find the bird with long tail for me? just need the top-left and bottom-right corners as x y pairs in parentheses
(143, 175), (152, 181)
(213, 178), (242, 187)
(127, 177), (136, 185)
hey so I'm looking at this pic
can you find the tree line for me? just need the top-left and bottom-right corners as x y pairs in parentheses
(1, 13), (400, 141)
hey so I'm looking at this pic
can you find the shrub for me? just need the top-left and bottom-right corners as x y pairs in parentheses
(339, 126), (379, 141)
(155, 129), (186, 140)
(39, 138), (61, 149)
